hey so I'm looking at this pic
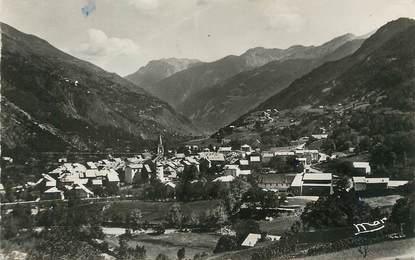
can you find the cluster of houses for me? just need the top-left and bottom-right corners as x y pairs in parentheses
(38, 160), (124, 200)
(2, 133), (409, 201)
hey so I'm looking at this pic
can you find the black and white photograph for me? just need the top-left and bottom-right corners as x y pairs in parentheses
(1, 0), (415, 259)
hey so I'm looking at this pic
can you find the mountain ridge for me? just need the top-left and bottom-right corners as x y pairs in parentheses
(1, 23), (198, 156)
(125, 57), (201, 92)
(176, 34), (365, 133)
(126, 33), (360, 111)
(256, 17), (415, 111)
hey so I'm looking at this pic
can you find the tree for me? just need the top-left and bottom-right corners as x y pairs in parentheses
(298, 180), (375, 231)
(167, 203), (184, 227)
(106, 182), (119, 195)
(177, 247), (186, 260)
(233, 219), (260, 243)
(389, 197), (414, 236)
(3, 217), (18, 239)
(155, 253), (171, 260)
(213, 236), (239, 253)
(358, 135), (371, 151)
(321, 138), (336, 154)
(127, 209), (143, 229)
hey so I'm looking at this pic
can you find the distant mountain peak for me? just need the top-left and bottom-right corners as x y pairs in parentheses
(125, 57), (201, 90)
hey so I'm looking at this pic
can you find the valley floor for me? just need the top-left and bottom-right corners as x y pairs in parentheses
(298, 237), (415, 260)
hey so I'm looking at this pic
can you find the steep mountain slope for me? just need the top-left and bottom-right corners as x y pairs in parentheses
(258, 18), (415, 110)
(0, 23), (197, 155)
(148, 34), (360, 109)
(214, 18), (415, 144)
(212, 18), (415, 180)
(125, 58), (201, 92)
(178, 36), (364, 133)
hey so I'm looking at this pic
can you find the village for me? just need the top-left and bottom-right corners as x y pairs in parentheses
(1, 132), (408, 203)
(1, 124), (411, 259)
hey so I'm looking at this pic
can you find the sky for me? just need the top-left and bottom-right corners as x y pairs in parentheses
(2, 0), (415, 76)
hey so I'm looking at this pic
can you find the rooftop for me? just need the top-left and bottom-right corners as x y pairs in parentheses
(303, 173), (332, 181)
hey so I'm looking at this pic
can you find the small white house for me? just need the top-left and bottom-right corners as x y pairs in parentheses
(352, 162), (371, 175)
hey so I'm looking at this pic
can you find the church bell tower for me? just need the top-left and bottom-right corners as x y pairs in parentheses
(157, 135), (164, 157)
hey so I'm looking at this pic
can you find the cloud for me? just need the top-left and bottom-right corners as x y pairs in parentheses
(74, 28), (141, 75)
(79, 28), (140, 58)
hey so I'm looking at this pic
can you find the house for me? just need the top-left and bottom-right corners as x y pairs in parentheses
(258, 174), (297, 192)
(97, 169), (109, 177)
(175, 153), (186, 159)
(185, 157), (200, 171)
(239, 159), (250, 170)
(352, 176), (390, 192)
(241, 233), (261, 247)
(0, 183), (5, 195)
(352, 176), (366, 191)
(127, 156), (142, 164)
(92, 179), (103, 186)
(290, 174), (304, 195)
(59, 173), (80, 186)
(241, 233), (279, 247)
(291, 173), (333, 196)
(239, 170), (252, 176)
(295, 150), (319, 163)
(311, 134), (328, 140)
(57, 157), (67, 163)
(165, 182), (176, 189)
(274, 151), (295, 157)
(124, 164), (143, 184)
(42, 174), (57, 187)
(297, 158), (308, 168)
(156, 163), (164, 180)
(218, 147), (232, 154)
(241, 144), (252, 153)
(84, 169), (98, 178)
(318, 153), (330, 162)
(249, 155), (261, 164)
(86, 162), (98, 169)
(144, 164), (152, 174)
(73, 183), (94, 198)
(164, 165), (177, 179)
(107, 169), (120, 185)
(213, 175), (235, 182)
(261, 152), (274, 164)
(266, 235), (281, 241)
(388, 180), (409, 189)
(301, 173), (333, 196)
(366, 177), (389, 191)
(199, 152), (226, 168)
(352, 162), (371, 176)
(223, 165), (240, 177)
(43, 187), (64, 200)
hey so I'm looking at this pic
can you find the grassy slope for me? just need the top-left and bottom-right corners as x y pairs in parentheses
(103, 200), (222, 223)
(301, 238), (415, 260)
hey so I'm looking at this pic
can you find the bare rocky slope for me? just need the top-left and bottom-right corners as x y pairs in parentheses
(125, 57), (201, 92)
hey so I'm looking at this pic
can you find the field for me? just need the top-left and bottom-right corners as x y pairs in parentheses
(103, 199), (223, 223)
(302, 238), (415, 260)
(259, 214), (299, 235)
(362, 195), (403, 208)
(105, 231), (220, 259)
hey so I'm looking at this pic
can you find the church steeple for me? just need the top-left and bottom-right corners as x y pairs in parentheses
(157, 135), (164, 157)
